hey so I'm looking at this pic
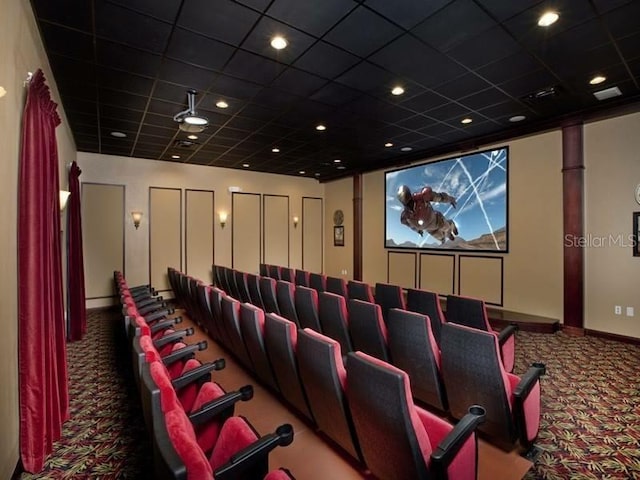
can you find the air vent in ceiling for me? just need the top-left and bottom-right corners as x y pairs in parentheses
(521, 85), (562, 105)
(593, 86), (622, 101)
(173, 139), (197, 149)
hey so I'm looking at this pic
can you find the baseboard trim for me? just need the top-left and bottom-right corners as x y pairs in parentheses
(562, 325), (585, 336)
(585, 328), (640, 346)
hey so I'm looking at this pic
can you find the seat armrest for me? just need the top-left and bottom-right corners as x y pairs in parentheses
(171, 358), (226, 391)
(161, 340), (207, 367)
(145, 309), (175, 323)
(214, 424), (294, 480)
(189, 385), (254, 426)
(430, 406), (485, 477)
(153, 328), (194, 349)
(150, 318), (179, 335)
(497, 324), (518, 346)
(513, 363), (545, 399)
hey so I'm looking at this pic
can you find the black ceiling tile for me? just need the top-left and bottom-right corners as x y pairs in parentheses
(400, 90), (449, 113)
(158, 59), (217, 91)
(457, 120), (501, 136)
(95, 2), (172, 53)
(417, 121), (458, 136)
(100, 136), (134, 149)
(99, 116), (141, 132)
(99, 88), (149, 110)
(271, 68), (328, 97)
(478, 100), (533, 119)
(72, 123), (100, 136)
(62, 97), (97, 115)
(529, 19), (610, 63)
(39, 23), (94, 60)
(476, 52), (542, 84)
(433, 74), (493, 101)
(294, 41), (361, 79)
(310, 82), (362, 106)
(217, 127), (250, 141)
(100, 105), (144, 123)
(95, 67), (154, 96)
(178, 0), (259, 46)
(446, 26), (522, 69)
(392, 131), (430, 145)
(209, 74), (263, 100)
(324, 6), (404, 57)
(189, 156), (216, 165)
(549, 46), (624, 83)
(166, 28), (235, 71)
(107, 0), (182, 23)
(424, 102), (471, 122)
(267, 0), (356, 37)
(136, 134), (168, 146)
(101, 144), (135, 156)
(364, 0), (451, 30)
(139, 124), (175, 136)
(143, 112), (179, 128)
(459, 87), (512, 110)
(32, 0), (92, 31)
(224, 50), (286, 84)
(241, 16), (317, 64)
(132, 149), (163, 159)
(206, 136), (239, 148)
(225, 115), (266, 131)
(412, 0), (496, 52)
(435, 128), (470, 142)
(148, 98), (183, 116)
(629, 58), (640, 78)
(252, 87), (303, 109)
(74, 133), (100, 143)
(153, 81), (192, 104)
(499, 69), (560, 98)
(603, 1), (640, 39)
(239, 103), (280, 121)
(591, 0), (634, 14)
(395, 114), (430, 130)
(96, 40), (162, 77)
(335, 61), (396, 92)
(617, 32), (640, 62)
(49, 54), (96, 83)
(474, 0), (541, 22)
(259, 124), (295, 137)
(236, 0), (272, 12)
(68, 114), (99, 130)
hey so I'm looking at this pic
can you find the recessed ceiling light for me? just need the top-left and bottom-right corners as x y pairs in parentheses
(187, 134), (198, 140)
(316, 124), (326, 131)
(216, 100), (229, 109)
(589, 75), (606, 85)
(0, 86), (6, 98)
(171, 154), (180, 159)
(299, 170), (306, 175)
(337, 165), (346, 170)
(509, 115), (526, 122)
(110, 131), (127, 138)
(272, 147), (280, 153)
(333, 159), (341, 163)
(242, 163), (250, 168)
(461, 117), (473, 124)
(538, 11), (559, 27)
(271, 36), (288, 50)
(384, 142), (393, 147)
(391, 86), (405, 96)
(400, 146), (413, 152)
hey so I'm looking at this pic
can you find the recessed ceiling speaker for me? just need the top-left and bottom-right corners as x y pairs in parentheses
(174, 89), (208, 133)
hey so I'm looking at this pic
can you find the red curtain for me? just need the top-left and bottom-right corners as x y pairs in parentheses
(18, 69), (69, 473)
(67, 161), (86, 341)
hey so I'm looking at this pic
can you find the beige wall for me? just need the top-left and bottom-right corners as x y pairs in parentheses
(77, 152), (324, 306)
(351, 131), (565, 320)
(585, 112), (640, 337)
(0, 0), (76, 476)
(324, 177), (353, 278)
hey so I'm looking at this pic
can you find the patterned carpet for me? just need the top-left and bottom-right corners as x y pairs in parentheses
(19, 309), (152, 480)
(15, 310), (640, 479)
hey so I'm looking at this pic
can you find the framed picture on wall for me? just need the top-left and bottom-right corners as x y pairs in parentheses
(633, 212), (640, 257)
(334, 226), (344, 247)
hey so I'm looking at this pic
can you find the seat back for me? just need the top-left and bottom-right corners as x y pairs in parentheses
(346, 352), (432, 480)
(247, 273), (265, 310)
(374, 282), (406, 323)
(347, 299), (390, 362)
(197, 284), (214, 335)
(294, 286), (322, 332)
(294, 269), (310, 287)
(280, 267), (294, 283)
(259, 277), (281, 315)
(387, 308), (447, 412)
(234, 270), (252, 304)
(213, 265), (224, 288)
(259, 263), (268, 277)
(318, 292), (353, 354)
(440, 322), (516, 449)
(309, 272), (327, 293)
(276, 280), (300, 327)
(208, 287), (226, 343)
(225, 267), (240, 299)
(221, 296), (253, 369)
(406, 289), (446, 346)
(264, 313), (314, 422)
(239, 303), (279, 392)
(297, 329), (362, 461)
(326, 276), (348, 298)
(268, 264), (282, 280)
(445, 295), (491, 332)
(347, 280), (374, 303)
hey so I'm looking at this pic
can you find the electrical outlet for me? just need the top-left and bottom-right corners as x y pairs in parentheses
(614, 305), (622, 315)
(626, 307), (634, 317)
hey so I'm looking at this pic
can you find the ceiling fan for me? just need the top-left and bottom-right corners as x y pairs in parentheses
(173, 89), (208, 133)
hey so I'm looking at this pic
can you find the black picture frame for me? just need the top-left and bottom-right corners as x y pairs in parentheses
(633, 212), (640, 257)
(334, 226), (344, 247)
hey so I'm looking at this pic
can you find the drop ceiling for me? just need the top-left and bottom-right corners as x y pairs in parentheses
(31, 0), (640, 180)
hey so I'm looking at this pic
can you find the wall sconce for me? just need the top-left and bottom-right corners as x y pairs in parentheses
(59, 190), (71, 212)
(293, 216), (299, 228)
(131, 211), (143, 230)
(219, 211), (228, 228)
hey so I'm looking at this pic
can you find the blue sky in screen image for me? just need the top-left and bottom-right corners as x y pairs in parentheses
(385, 148), (508, 248)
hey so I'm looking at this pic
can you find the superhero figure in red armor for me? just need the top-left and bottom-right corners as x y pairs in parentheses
(397, 185), (458, 243)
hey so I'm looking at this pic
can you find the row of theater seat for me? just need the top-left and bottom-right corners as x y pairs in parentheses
(115, 271), (296, 480)
(196, 265), (545, 455)
(170, 267), (491, 479)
